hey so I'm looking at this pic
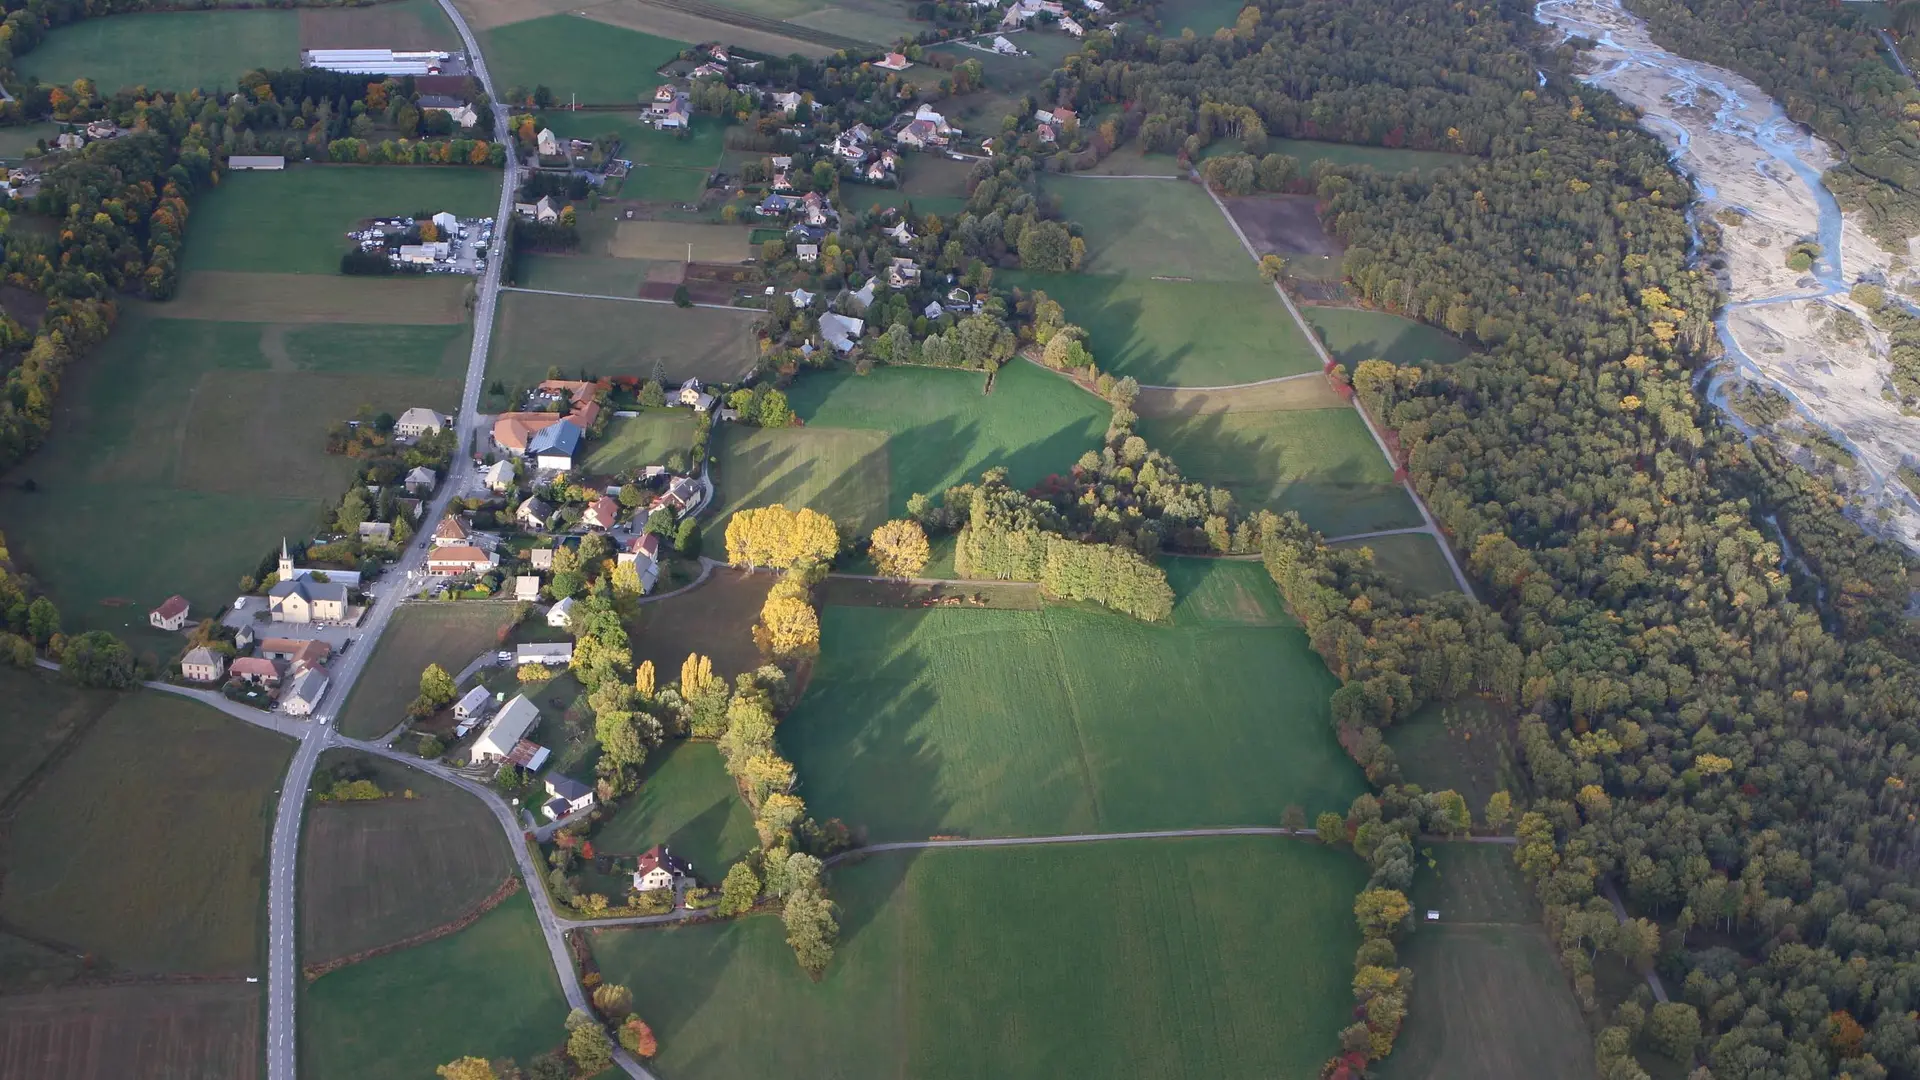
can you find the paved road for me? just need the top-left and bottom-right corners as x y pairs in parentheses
(501, 285), (762, 314)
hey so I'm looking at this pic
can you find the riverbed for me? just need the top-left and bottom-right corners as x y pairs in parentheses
(1536, 0), (1920, 549)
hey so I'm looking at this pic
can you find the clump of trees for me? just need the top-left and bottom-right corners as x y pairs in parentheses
(868, 518), (930, 578)
(950, 469), (1173, 621)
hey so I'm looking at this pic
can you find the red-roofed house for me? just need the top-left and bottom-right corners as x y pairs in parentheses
(149, 595), (190, 631)
(427, 545), (497, 576)
(632, 845), (690, 892)
(583, 495), (620, 530)
(231, 656), (284, 686)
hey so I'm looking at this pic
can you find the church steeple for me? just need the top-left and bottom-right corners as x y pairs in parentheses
(279, 538), (295, 582)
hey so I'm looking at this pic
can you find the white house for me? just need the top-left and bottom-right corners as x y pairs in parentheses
(431, 211), (459, 234)
(472, 694), (541, 763)
(536, 128), (560, 157)
(358, 521), (392, 544)
(426, 545), (496, 576)
(542, 774), (596, 820)
(771, 90), (802, 115)
(514, 575), (543, 602)
(548, 596), (577, 627)
(394, 407), (448, 438)
(150, 594), (190, 631)
(454, 685), (494, 720)
(283, 668), (330, 716)
(482, 458), (515, 492)
(797, 243), (819, 263)
(517, 641), (573, 666)
(632, 845), (689, 892)
(180, 646), (225, 683)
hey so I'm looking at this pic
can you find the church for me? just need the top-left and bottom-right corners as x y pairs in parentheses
(267, 540), (358, 624)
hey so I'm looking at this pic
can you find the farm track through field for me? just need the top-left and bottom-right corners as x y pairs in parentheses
(629, 0), (869, 51)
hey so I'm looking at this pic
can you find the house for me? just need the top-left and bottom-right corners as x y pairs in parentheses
(261, 637), (332, 672)
(914, 104), (954, 135)
(865, 158), (891, 182)
(149, 595), (190, 631)
(427, 545), (496, 576)
(583, 495), (620, 530)
(876, 51), (912, 70)
(820, 312), (865, 353)
(547, 596), (577, 627)
(632, 845), (690, 892)
(691, 61), (727, 79)
(536, 128), (560, 157)
(833, 124), (872, 161)
(992, 34), (1019, 53)
(897, 119), (938, 149)
(771, 155), (793, 170)
(888, 257), (920, 289)
(542, 774), (597, 820)
(472, 694), (542, 762)
(431, 211), (459, 234)
(652, 476), (702, 515)
(514, 575), (542, 602)
(771, 90), (802, 115)
(482, 459), (515, 492)
(527, 420), (583, 471)
(530, 547), (555, 570)
(847, 279), (876, 312)
(433, 516), (471, 548)
(1060, 15), (1084, 35)
(430, 103), (478, 128)
(180, 646), (225, 683)
(454, 685), (494, 720)
(516, 497), (555, 530)
(228, 155), (286, 170)
(797, 243), (819, 263)
(788, 287), (815, 307)
(283, 668), (331, 716)
(675, 379), (715, 411)
(924, 299), (945, 319)
(516, 641), (574, 666)
(358, 521), (393, 544)
(395, 407), (448, 438)
(230, 656), (283, 686)
(709, 44), (730, 62)
(756, 192), (801, 217)
(802, 191), (830, 226)
(405, 466), (438, 494)
(617, 533), (660, 593)
(771, 169), (793, 192)
(535, 196), (559, 224)
(886, 220), (914, 244)
(513, 201), (538, 219)
(493, 412), (562, 454)
(398, 498), (424, 521)
(644, 86), (692, 129)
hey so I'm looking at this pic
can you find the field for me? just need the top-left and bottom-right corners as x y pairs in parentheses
(0, 122), (60, 158)
(0, 667), (117, 814)
(710, 362), (1109, 537)
(1385, 698), (1520, 813)
(1330, 531), (1461, 598)
(301, 752), (513, 963)
(19, 10), (300, 90)
(483, 14), (688, 105)
(1046, 177), (1255, 282)
(337, 604), (521, 739)
(301, 893), (572, 1080)
(1137, 403), (1420, 536)
(1221, 193), (1340, 258)
(489, 290), (760, 386)
(1267, 137), (1468, 173)
(839, 155), (975, 217)
(590, 741), (757, 874)
(1133, 373), (1344, 417)
(536, 111), (725, 170)
(184, 167), (501, 276)
(0, 983), (261, 1080)
(2, 690), (290, 976)
(1159, 0), (1249, 34)
(609, 220), (752, 261)
(564, 0), (838, 58)
(156, 271), (473, 325)
(1380, 845), (1593, 1080)
(1302, 307), (1471, 368)
(596, 837), (1366, 1080)
(296, 0), (459, 50)
(628, 568), (772, 679)
(782, 559), (1366, 841)
(580, 411), (696, 474)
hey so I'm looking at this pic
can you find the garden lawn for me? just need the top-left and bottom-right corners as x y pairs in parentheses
(484, 15), (688, 106)
(301, 893), (571, 1080)
(337, 603), (521, 739)
(580, 411), (695, 474)
(784, 559), (1364, 840)
(0, 314), (463, 644)
(302, 752), (514, 963)
(19, 10), (299, 90)
(1046, 176), (1255, 281)
(536, 111), (725, 169)
(1002, 272), (1319, 385)
(1137, 405), (1421, 535)
(184, 166), (501, 275)
(1, 690), (290, 975)
(1302, 307), (1470, 368)
(597, 837), (1365, 1080)
(712, 362), (1109, 537)
(489, 291), (758, 386)
(1330, 531), (1460, 598)
(590, 741), (757, 874)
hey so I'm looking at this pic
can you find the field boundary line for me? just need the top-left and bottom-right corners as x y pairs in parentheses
(823, 826), (1310, 866)
(1061, 173), (1183, 180)
(501, 285), (760, 314)
(1323, 526), (1435, 543)
(302, 875), (522, 980)
(1017, 353), (1324, 395)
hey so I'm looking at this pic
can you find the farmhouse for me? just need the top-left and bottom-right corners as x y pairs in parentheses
(405, 466), (438, 494)
(548, 596), (577, 627)
(542, 774), (596, 820)
(875, 51), (912, 70)
(536, 128), (560, 157)
(517, 642), (573, 666)
(231, 656), (283, 686)
(395, 407), (448, 438)
(472, 694), (541, 763)
(528, 420), (583, 471)
(149, 595), (190, 631)
(180, 646), (225, 683)
(433, 516), (471, 547)
(676, 379), (716, 411)
(283, 668), (331, 716)
(632, 845), (689, 892)
(229, 155), (286, 171)
(427, 545), (496, 576)
(454, 684), (494, 720)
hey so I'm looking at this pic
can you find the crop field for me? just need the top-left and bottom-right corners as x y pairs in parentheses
(1381, 845), (1591, 1080)
(629, 568), (772, 678)
(537, 111), (725, 170)
(1302, 307), (1471, 368)
(301, 893), (572, 1080)
(1134, 373), (1343, 417)
(0, 668), (117, 811)
(490, 291), (759, 386)
(1385, 698), (1520, 813)
(0, 983), (261, 1080)
(597, 837), (1365, 1080)
(1137, 404), (1420, 536)
(622, 164), (711, 202)
(1046, 177), (1255, 282)
(337, 604), (520, 739)
(19, 10), (300, 91)
(1002, 271), (1318, 386)
(565, 0), (836, 59)
(782, 0), (923, 44)
(580, 411), (695, 474)
(1221, 193), (1341, 258)
(484, 14), (688, 106)
(2, 691), (290, 976)
(1268, 137), (1468, 174)
(591, 741), (757, 874)
(184, 167), (500, 276)
(512, 252), (662, 294)
(609, 220), (753, 261)
(155, 272), (473, 325)
(783, 560), (1365, 840)
(302, 752), (513, 963)
(712, 362), (1108, 537)
(297, 0), (458, 49)
(1330, 532), (1460, 598)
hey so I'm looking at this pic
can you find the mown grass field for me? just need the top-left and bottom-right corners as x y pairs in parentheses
(562, 0), (835, 58)
(0, 122), (60, 158)
(1008, 272), (1319, 385)
(1046, 177), (1255, 282)
(2, 690), (290, 976)
(484, 14), (688, 106)
(580, 411), (695, 474)
(184, 166), (501, 276)
(0, 667), (116, 813)
(537, 110), (725, 170)
(1302, 307), (1470, 369)
(1267, 137), (1469, 173)
(0, 314), (463, 642)
(156, 271), (474, 325)
(839, 155), (975, 217)
(19, 9), (300, 90)
(1385, 698), (1520, 814)
(301, 892), (571, 1080)
(628, 568), (771, 680)
(608, 220), (753, 261)
(1137, 404), (1420, 536)
(490, 291), (759, 386)
(1330, 531), (1460, 598)
(1381, 845), (1593, 1080)
(302, 752), (513, 963)
(337, 604), (520, 739)
(784, 559), (1365, 840)
(711, 362), (1109, 537)
(597, 837), (1366, 1080)
(1160, 0), (1249, 34)
(590, 741), (757, 875)
(0, 983), (262, 1080)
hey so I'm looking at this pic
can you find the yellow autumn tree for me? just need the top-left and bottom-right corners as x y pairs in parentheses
(868, 519), (930, 578)
(756, 581), (820, 658)
(726, 505), (841, 570)
(680, 652), (716, 697)
(634, 660), (655, 697)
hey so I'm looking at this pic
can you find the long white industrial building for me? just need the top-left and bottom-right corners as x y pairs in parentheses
(301, 49), (450, 75)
